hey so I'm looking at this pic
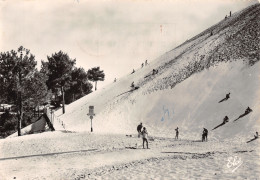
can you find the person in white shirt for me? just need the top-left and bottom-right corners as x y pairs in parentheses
(142, 127), (149, 149)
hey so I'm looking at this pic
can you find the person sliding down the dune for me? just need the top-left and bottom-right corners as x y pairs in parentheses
(218, 93), (230, 103)
(152, 69), (158, 75)
(131, 81), (135, 88)
(223, 116), (229, 124)
(254, 132), (259, 139)
(245, 107), (252, 114)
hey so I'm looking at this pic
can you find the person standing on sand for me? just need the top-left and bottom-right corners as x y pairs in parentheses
(175, 127), (179, 140)
(202, 128), (208, 142)
(137, 123), (143, 138)
(142, 127), (149, 149)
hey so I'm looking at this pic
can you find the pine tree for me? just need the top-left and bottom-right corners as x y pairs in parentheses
(87, 67), (105, 91)
(0, 46), (49, 136)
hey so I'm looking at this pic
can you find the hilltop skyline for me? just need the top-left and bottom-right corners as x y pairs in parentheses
(0, 0), (258, 88)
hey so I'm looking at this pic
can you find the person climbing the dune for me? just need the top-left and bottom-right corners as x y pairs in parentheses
(137, 123), (143, 138)
(175, 127), (179, 140)
(145, 60), (148, 66)
(142, 127), (149, 149)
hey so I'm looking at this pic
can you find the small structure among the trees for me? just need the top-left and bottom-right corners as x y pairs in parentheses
(7, 109), (55, 138)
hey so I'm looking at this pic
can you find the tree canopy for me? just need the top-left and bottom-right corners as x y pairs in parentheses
(88, 67), (105, 91)
(0, 46), (50, 136)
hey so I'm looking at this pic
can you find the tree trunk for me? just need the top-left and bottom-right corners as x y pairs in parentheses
(62, 86), (65, 114)
(34, 106), (36, 117)
(17, 71), (22, 136)
(38, 105), (40, 117)
(17, 91), (22, 136)
(95, 81), (97, 91)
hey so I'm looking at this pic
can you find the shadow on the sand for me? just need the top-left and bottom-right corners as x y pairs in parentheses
(116, 87), (139, 97)
(233, 111), (252, 122)
(218, 97), (229, 103)
(212, 122), (226, 130)
(0, 148), (98, 161)
(125, 147), (137, 149)
(246, 137), (258, 143)
(191, 140), (204, 142)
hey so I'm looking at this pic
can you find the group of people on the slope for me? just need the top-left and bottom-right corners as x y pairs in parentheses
(141, 60), (149, 68)
(135, 92), (254, 145)
(137, 123), (149, 149)
(132, 60), (149, 74)
(225, 11), (232, 20)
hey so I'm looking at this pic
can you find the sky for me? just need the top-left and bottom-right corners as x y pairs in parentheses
(0, 0), (258, 88)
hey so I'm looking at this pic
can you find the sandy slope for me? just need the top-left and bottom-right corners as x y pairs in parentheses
(53, 4), (260, 141)
(1, 3), (260, 180)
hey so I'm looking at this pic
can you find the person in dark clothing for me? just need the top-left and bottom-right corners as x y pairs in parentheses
(223, 116), (229, 124)
(202, 128), (208, 142)
(131, 69), (135, 74)
(175, 127), (179, 140)
(152, 69), (158, 75)
(245, 107), (252, 114)
(142, 127), (149, 149)
(137, 123), (143, 138)
(218, 93), (230, 103)
(254, 132), (259, 139)
(226, 93), (230, 99)
(131, 81), (135, 88)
